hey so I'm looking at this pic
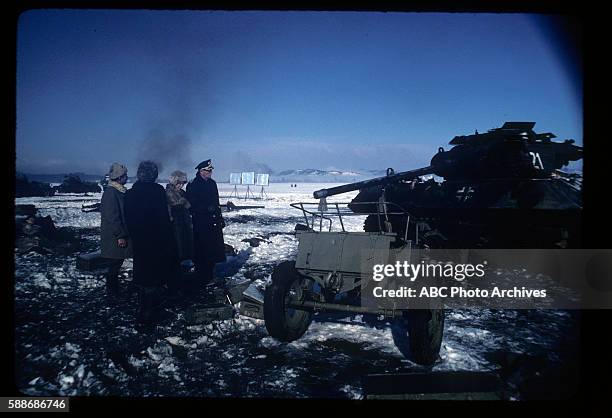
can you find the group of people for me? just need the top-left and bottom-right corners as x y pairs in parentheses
(99, 158), (226, 324)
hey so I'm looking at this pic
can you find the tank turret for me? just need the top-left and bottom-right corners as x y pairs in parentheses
(313, 122), (582, 249)
(429, 121), (582, 180)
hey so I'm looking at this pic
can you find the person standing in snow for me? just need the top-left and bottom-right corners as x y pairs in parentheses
(185, 159), (226, 289)
(165, 170), (194, 262)
(124, 161), (180, 324)
(100, 163), (133, 297)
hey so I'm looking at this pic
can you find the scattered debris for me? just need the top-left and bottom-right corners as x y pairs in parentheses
(241, 237), (270, 247)
(164, 337), (193, 359)
(238, 283), (265, 319)
(184, 303), (235, 325)
(225, 280), (251, 304)
(15, 214), (80, 255)
(239, 301), (264, 320)
(242, 282), (265, 304)
(81, 203), (101, 213)
(221, 201), (265, 212)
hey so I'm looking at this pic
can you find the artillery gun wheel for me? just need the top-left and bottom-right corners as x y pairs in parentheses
(409, 309), (445, 365)
(392, 309), (445, 365)
(264, 261), (313, 342)
(396, 229), (447, 365)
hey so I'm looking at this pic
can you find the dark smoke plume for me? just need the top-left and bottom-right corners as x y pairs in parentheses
(138, 126), (193, 175)
(136, 65), (210, 177)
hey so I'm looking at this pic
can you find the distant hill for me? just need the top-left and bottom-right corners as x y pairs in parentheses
(19, 172), (153, 184)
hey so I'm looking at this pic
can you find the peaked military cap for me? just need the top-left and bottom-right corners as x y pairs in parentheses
(195, 159), (214, 171)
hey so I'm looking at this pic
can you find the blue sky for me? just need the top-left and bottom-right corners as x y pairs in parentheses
(16, 10), (582, 178)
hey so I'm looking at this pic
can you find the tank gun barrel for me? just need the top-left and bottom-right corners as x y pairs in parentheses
(313, 166), (434, 199)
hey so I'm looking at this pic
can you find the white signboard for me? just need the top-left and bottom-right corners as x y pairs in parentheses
(255, 173), (270, 186)
(229, 172), (242, 185)
(241, 172), (255, 185)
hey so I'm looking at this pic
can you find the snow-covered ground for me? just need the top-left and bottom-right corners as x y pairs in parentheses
(14, 183), (580, 399)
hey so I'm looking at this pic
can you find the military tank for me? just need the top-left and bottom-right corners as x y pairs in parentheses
(314, 122), (583, 249)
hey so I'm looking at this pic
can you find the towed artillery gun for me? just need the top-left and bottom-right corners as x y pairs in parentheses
(262, 122), (583, 365)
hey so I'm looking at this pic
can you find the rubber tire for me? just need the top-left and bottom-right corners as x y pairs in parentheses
(407, 309), (445, 365)
(264, 261), (313, 342)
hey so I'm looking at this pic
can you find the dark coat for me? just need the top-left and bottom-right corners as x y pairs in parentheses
(124, 181), (180, 287)
(165, 184), (194, 260)
(185, 176), (226, 264)
(100, 185), (133, 259)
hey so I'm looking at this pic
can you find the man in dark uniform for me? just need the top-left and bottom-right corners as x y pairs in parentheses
(186, 159), (226, 288)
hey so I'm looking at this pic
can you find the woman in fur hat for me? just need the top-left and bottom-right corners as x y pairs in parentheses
(165, 170), (194, 261)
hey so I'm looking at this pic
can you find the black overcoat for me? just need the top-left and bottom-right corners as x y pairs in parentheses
(124, 181), (179, 287)
(185, 176), (226, 264)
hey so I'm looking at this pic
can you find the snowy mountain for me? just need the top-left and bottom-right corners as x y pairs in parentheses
(272, 168), (387, 183)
